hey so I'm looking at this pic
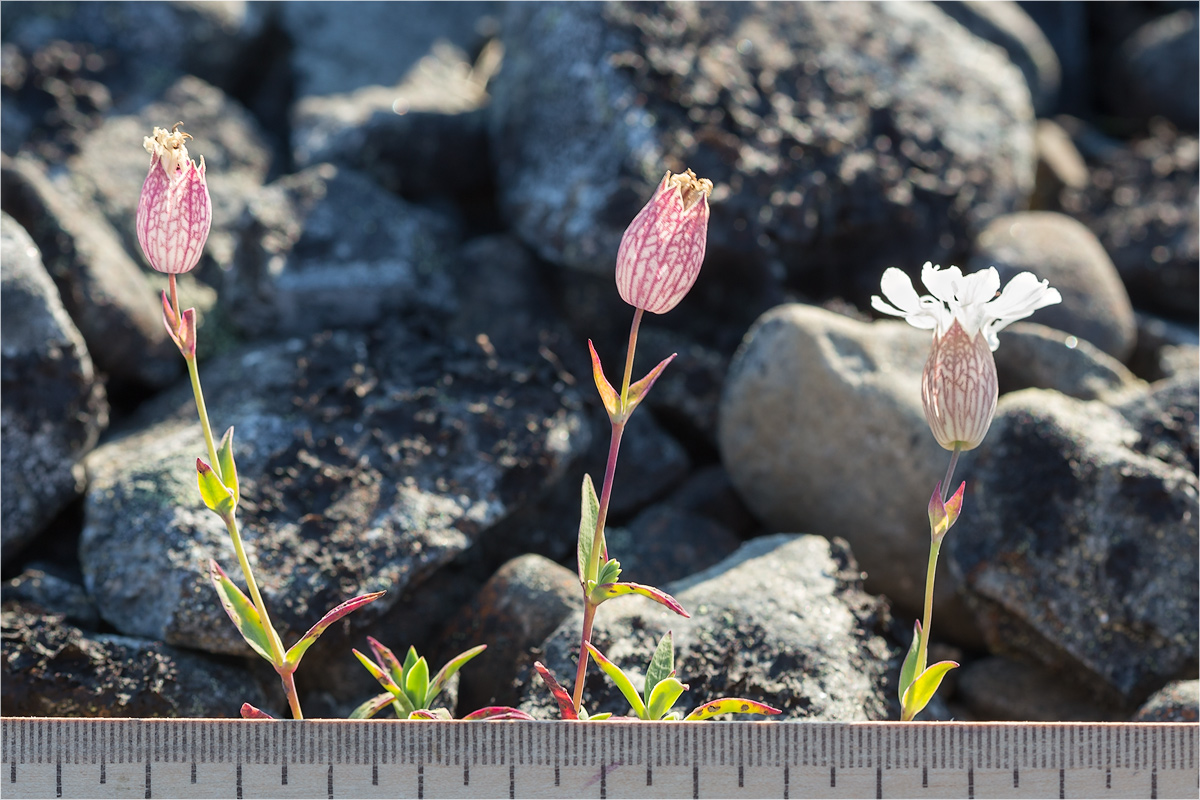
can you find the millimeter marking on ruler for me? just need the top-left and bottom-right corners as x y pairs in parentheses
(1, 719), (1196, 799)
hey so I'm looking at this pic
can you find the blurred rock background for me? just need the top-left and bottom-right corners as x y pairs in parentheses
(1, 1), (1195, 722)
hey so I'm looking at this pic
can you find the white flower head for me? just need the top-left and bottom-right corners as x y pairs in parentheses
(871, 262), (1062, 352)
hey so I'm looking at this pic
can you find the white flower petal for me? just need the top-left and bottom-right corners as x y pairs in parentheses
(979, 273), (1063, 350)
(920, 263), (963, 304)
(958, 267), (1000, 306)
(878, 267), (924, 314)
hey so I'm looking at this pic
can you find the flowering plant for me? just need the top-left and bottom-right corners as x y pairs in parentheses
(873, 262), (1061, 719)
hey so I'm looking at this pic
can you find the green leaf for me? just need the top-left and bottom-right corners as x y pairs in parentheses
(577, 474), (601, 583)
(427, 644), (486, 707)
(401, 646), (420, 683)
(590, 581), (689, 617)
(215, 427), (239, 506)
(196, 459), (235, 516)
(405, 655), (430, 709)
(645, 676), (688, 721)
(625, 353), (677, 413)
(901, 661), (959, 721)
(596, 558), (622, 586)
(898, 620), (923, 705)
(208, 560), (277, 665)
(643, 631), (675, 708)
(683, 698), (783, 721)
(352, 649), (415, 716)
(585, 642), (646, 719)
(285, 591), (385, 668)
(349, 692), (395, 720)
(580, 710), (613, 721)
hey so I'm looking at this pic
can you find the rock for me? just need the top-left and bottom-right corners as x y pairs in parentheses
(1131, 680), (1199, 723)
(1017, 2), (1088, 115)
(603, 503), (743, 585)
(491, 1), (1035, 307)
(947, 385), (1199, 707)
(439, 554), (582, 712)
(601, 407), (691, 519)
(1, 212), (108, 563)
(1059, 118), (1198, 321)
(520, 534), (898, 720)
(291, 40), (501, 208)
(280, 1), (500, 99)
(80, 315), (589, 659)
(969, 211), (1137, 361)
(718, 303), (977, 641)
(636, 327), (730, 456)
(934, 1), (1060, 116)
(657, 465), (761, 540)
(1129, 312), (1200, 383)
(1, 602), (269, 718)
(0, 155), (180, 388)
(1112, 10), (1199, 130)
(993, 322), (1145, 403)
(956, 656), (1125, 721)
(2, 567), (98, 629)
(225, 163), (459, 338)
(1031, 118), (1088, 211)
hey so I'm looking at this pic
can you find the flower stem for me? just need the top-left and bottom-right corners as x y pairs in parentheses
(169, 272), (181, 325)
(917, 445), (962, 678)
(569, 602), (598, 713)
(941, 445), (961, 504)
(619, 308), (644, 409)
(185, 356), (221, 482)
(279, 668), (304, 721)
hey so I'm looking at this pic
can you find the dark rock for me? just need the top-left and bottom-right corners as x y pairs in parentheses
(1131, 680), (1199, 723)
(1016, 1), (1087, 116)
(520, 534), (898, 720)
(491, 1), (1035, 311)
(947, 386), (1199, 707)
(994, 321), (1144, 403)
(2, 567), (98, 629)
(226, 163), (459, 338)
(1, 602), (268, 718)
(602, 406), (691, 519)
(1129, 312), (1200, 384)
(658, 465), (761, 541)
(1031, 118), (1088, 212)
(1112, 10), (1199, 131)
(636, 327), (729, 456)
(80, 315), (589, 660)
(1, 212), (107, 563)
(934, 1), (1060, 116)
(439, 554), (582, 712)
(1059, 118), (1198, 321)
(969, 211), (1137, 361)
(0, 155), (179, 388)
(957, 656), (1125, 721)
(604, 503), (742, 586)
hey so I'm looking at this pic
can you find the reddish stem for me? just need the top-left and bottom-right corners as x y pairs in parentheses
(169, 273), (181, 322)
(569, 602), (597, 713)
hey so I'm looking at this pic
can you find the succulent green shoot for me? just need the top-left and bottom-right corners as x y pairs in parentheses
(901, 660), (959, 721)
(214, 426), (239, 505)
(596, 558), (622, 586)
(196, 459), (235, 517)
(645, 675), (689, 721)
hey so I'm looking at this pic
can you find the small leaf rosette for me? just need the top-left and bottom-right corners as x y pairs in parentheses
(615, 169), (713, 314)
(136, 124), (212, 275)
(872, 263), (1061, 451)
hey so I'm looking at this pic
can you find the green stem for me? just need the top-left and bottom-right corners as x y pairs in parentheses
(915, 537), (940, 677)
(618, 308), (644, 409)
(185, 355), (221, 482)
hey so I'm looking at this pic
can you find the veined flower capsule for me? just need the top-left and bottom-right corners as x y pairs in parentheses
(136, 124), (211, 275)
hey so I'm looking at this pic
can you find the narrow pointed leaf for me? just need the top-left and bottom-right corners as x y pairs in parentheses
(577, 474), (601, 583)
(462, 706), (536, 721)
(944, 481), (966, 530)
(625, 352), (677, 412)
(427, 645), (486, 707)
(901, 661), (959, 721)
(349, 692), (395, 720)
(533, 661), (578, 720)
(584, 642), (647, 719)
(591, 582), (690, 617)
(209, 560), (277, 664)
(286, 591), (385, 667)
(196, 459), (235, 516)
(684, 698), (783, 721)
(646, 676), (688, 721)
(240, 703), (274, 720)
(584, 712), (613, 721)
(405, 656), (430, 709)
(643, 631), (675, 708)
(588, 340), (622, 419)
(215, 427), (239, 505)
(898, 620), (923, 704)
(368, 636), (406, 686)
(352, 649), (414, 716)
(401, 646), (420, 683)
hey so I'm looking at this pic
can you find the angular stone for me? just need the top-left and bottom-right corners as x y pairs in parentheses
(520, 534), (898, 720)
(947, 384), (1199, 706)
(1, 212), (108, 562)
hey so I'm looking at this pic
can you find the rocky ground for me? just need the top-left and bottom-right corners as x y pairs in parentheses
(1, 1), (1196, 722)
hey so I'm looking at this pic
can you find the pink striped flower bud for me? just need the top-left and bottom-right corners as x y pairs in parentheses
(920, 319), (998, 451)
(615, 169), (712, 315)
(136, 124), (211, 274)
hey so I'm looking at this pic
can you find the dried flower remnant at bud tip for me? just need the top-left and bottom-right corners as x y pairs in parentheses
(136, 123), (212, 274)
(615, 169), (713, 315)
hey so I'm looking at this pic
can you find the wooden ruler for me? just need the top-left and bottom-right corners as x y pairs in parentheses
(2, 718), (1196, 799)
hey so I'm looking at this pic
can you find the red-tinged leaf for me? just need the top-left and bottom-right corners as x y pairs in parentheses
(240, 703), (274, 720)
(285, 591), (385, 667)
(428, 645), (486, 707)
(462, 706), (536, 721)
(684, 697), (782, 721)
(349, 692), (395, 720)
(625, 352), (677, 412)
(584, 642), (646, 719)
(588, 340), (621, 419)
(409, 710), (438, 720)
(944, 481), (966, 529)
(179, 307), (197, 358)
(367, 636), (406, 686)
(591, 581), (690, 617)
(197, 459), (235, 516)
(209, 560), (277, 665)
(533, 661), (578, 720)
(352, 648), (415, 716)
